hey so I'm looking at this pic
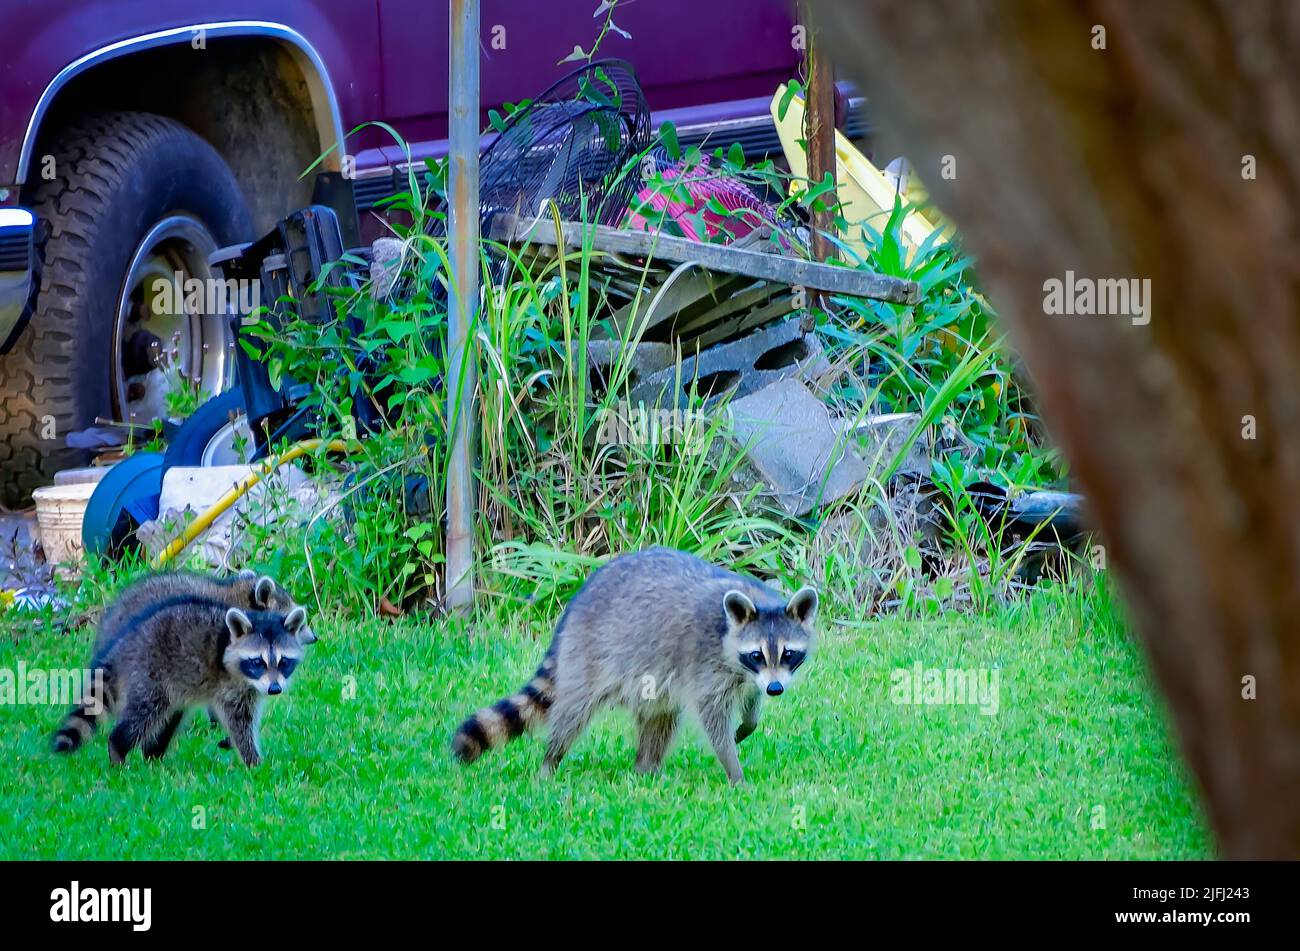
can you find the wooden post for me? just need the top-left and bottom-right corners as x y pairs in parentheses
(802, 3), (838, 334)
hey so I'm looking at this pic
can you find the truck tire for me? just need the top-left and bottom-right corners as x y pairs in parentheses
(0, 112), (252, 507)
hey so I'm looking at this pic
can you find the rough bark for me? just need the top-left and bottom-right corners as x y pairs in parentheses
(813, 0), (1300, 857)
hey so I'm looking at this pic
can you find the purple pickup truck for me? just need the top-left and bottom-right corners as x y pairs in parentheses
(0, 0), (863, 503)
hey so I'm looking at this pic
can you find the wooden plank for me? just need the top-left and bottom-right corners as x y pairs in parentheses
(489, 214), (920, 304)
(692, 295), (801, 350)
(599, 264), (746, 340)
(672, 282), (779, 337)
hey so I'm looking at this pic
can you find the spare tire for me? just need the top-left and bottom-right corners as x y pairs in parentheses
(162, 388), (251, 471)
(0, 113), (252, 507)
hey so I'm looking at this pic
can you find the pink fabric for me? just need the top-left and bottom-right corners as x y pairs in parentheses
(626, 156), (779, 244)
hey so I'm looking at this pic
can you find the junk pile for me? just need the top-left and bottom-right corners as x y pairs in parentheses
(494, 208), (921, 513)
(26, 62), (1082, 583)
(492, 78), (1085, 571)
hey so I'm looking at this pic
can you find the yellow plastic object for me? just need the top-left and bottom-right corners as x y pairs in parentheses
(771, 84), (952, 262)
(151, 439), (357, 569)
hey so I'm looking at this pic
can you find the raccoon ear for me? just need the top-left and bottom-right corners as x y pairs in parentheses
(785, 586), (819, 625)
(283, 606), (308, 634)
(723, 590), (757, 626)
(225, 607), (254, 638)
(254, 576), (276, 608)
(235, 569), (258, 580)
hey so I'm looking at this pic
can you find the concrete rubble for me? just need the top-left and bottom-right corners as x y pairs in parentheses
(590, 317), (932, 518)
(836, 411), (931, 477)
(586, 338), (677, 393)
(629, 318), (830, 411)
(724, 378), (929, 517)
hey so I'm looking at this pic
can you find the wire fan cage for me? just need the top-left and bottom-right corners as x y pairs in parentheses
(477, 59), (651, 228)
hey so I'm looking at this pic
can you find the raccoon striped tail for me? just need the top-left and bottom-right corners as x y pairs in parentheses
(452, 651), (557, 764)
(52, 670), (111, 754)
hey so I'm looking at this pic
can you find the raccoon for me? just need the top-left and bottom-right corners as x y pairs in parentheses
(92, 569), (315, 751)
(451, 547), (818, 783)
(53, 596), (309, 766)
(95, 569), (316, 654)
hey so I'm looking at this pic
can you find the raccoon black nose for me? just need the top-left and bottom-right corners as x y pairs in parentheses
(766, 682), (784, 696)
(268, 683), (283, 695)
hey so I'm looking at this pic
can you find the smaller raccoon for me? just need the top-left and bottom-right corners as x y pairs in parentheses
(53, 597), (309, 766)
(451, 547), (818, 783)
(92, 569), (315, 751)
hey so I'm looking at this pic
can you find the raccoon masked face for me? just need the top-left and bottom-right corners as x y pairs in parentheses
(252, 576), (317, 645)
(222, 606), (309, 695)
(722, 587), (817, 696)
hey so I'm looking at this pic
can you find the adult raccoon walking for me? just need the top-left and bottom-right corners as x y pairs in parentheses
(451, 548), (818, 783)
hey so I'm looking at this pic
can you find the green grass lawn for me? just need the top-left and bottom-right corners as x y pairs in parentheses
(0, 581), (1211, 859)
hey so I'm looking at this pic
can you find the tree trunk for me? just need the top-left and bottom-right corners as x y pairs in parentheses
(813, 0), (1300, 858)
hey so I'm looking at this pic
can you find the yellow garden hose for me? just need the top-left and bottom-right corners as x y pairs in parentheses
(151, 438), (358, 569)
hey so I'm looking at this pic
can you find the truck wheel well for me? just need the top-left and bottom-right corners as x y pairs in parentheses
(26, 37), (331, 234)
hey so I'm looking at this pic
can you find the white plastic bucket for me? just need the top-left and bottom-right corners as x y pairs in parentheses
(32, 482), (96, 576)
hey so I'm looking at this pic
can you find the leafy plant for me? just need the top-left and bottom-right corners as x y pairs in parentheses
(825, 194), (1061, 491)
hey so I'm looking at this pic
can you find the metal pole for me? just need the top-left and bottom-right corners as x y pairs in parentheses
(446, 0), (479, 612)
